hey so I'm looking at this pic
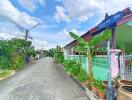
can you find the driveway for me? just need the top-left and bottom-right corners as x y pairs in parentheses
(0, 57), (89, 100)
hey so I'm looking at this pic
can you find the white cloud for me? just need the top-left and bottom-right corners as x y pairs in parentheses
(78, 16), (88, 22)
(0, 0), (41, 29)
(71, 29), (84, 36)
(38, 0), (46, 6)
(32, 39), (48, 50)
(57, 28), (85, 43)
(60, 28), (83, 37)
(54, 6), (71, 23)
(98, 0), (132, 15)
(18, 0), (46, 12)
(18, 0), (36, 12)
(63, 0), (132, 22)
(63, 0), (100, 22)
(0, 32), (24, 40)
(30, 27), (86, 49)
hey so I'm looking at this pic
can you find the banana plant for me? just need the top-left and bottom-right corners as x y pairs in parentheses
(73, 44), (86, 73)
(69, 29), (111, 81)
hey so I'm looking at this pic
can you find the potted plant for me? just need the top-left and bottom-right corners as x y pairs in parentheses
(102, 80), (115, 88)
(118, 80), (132, 86)
(116, 85), (132, 100)
(87, 82), (92, 90)
(91, 79), (103, 94)
(98, 86), (106, 99)
(82, 80), (89, 86)
(91, 81), (98, 94)
(81, 73), (90, 86)
(113, 75), (120, 90)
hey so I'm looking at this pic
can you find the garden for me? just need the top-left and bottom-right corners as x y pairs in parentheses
(54, 30), (132, 100)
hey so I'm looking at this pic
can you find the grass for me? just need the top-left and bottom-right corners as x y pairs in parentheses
(0, 70), (14, 78)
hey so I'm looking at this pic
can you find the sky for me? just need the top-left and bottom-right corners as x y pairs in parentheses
(0, 0), (132, 50)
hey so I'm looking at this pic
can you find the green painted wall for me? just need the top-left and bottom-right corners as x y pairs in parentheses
(92, 56), (108, 80)
(66, 55), (108, 80)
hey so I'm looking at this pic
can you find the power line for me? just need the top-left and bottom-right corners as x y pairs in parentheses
(0, 7), (33, 40)
(0, 7), (43, 51)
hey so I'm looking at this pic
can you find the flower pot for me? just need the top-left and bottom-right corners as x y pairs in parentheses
(116, 85), (132, 100)
(98, 92), (105, 99)
(102, 81), (115, 88)
(119, 80), (132, 86)
(81, 80), (89, 86)
(92, 86), (98, 94)
(87, 84), (92, 90)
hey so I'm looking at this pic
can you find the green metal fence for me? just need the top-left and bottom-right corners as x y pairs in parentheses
(66, 55), (108, 80)
(92, 56), (108, 80)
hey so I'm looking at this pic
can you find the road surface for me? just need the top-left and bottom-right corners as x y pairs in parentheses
(0, 57), (89, 100)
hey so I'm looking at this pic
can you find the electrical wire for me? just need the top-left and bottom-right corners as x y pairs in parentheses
(0, 7), (42, 44)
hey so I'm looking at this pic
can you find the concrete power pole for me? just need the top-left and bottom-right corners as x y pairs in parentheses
(25, 23), (40, 41)
(25, 30), (29, 41)
(24, 23), (40, 55)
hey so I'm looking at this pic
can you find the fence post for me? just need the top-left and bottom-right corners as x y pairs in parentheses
(106, 41), (114, 100)
(86, 56), (89, 73)
(120, 55), (124, 80)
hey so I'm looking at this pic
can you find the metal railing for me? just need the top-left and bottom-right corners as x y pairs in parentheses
(120, 54), (132, 81)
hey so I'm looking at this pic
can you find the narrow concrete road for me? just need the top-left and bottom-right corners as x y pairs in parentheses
(0, 57), (89, 100)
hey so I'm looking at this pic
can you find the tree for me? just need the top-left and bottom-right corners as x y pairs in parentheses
(54, 45), (64, 63)
(0, 38), (35, 70)
(69, 29), (111, 81)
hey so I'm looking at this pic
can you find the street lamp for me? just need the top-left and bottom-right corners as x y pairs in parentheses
(25, 23), (40, 41)
(24, 23), (40, 63)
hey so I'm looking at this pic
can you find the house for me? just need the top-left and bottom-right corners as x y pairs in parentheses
(64, 8), (132, 55)
(63, 8), (132, 80)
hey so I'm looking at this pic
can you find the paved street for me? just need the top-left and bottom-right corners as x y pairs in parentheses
(0, 57), (89, 100)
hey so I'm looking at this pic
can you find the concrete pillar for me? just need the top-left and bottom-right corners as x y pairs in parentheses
(110, 49), (121, 78)
(111, 28), (116, 49)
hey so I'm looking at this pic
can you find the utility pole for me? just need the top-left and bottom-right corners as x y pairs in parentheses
(24, 23), (40, 56)
(24, 23), (40, 41)
(25, 29), (29, 41)
(41, 45), (44, 58)
(41, 42), (48, 58)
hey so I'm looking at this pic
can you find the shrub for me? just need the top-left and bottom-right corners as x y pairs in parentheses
(63, 59), (89, 82)
(63, 60), (80, 77)
(77, 70), (89, 82)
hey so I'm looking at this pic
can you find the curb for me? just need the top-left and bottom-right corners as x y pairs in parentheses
(58, 63), (101, 100)
(58, 63), (91, 99)
(70, 76), (98, 100)
(58, 63), (85, 89)
(85, 87), (99, 100)
(0, 70), (15, 81)
(70, 75), (86, 91)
